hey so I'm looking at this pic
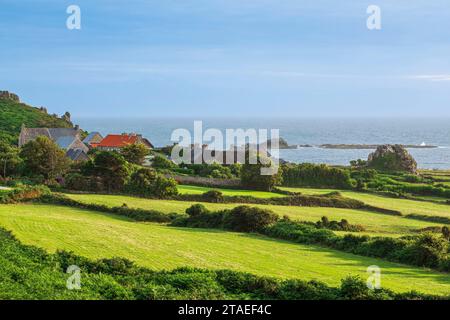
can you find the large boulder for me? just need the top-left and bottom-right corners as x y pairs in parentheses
(367, 144), (417, 173)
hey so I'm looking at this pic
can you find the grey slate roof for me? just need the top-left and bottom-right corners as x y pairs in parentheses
(66, 149), (89, 161)
(56, 136), (76, 149)
(19, 126), (81, 147)
(48, 128), (80, 140)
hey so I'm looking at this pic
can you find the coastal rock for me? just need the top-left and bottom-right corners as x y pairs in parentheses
(367, 144), (417, 173)
(0, 91), (20, 102)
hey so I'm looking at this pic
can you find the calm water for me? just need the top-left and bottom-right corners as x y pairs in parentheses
(74, 117), (450, 170)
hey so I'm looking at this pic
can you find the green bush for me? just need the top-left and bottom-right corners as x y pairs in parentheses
(282, 163), (354, 189)
(174, 205), (278, 233)
(223, 206), (279, 233)
(185, 203), (209, 217)
(152, 155), (176, 169)
(0, 185), (50, 204)
(202, 190), (224, 203)
(126, 168), (178, 198)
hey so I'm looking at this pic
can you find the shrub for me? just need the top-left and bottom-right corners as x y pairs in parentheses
(120, 143), (149, 165)
(240, 152), (283, 191)
(174, 205), (278, 233)
(92, 151), (130, 192)
(126, 168), (178, 198)
(282, 163), (354, 189)
(152, 176), (178, 198)
(152, 155), (176, 169)
(186, 204), (209, 217)
(183, 163), (235, 179)
(202, 190), (224, 203)
(223, 206), (279, 233)
(316, 216), (365, 232)
(398, 234), (449, 268)
(0, 185), (50, 204)
(20, 136), (71, 181)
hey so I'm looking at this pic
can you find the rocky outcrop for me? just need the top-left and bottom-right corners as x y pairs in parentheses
(367, 144), (417, 173)
(0, 91), (20, 102)
(61, 111), (72, 124)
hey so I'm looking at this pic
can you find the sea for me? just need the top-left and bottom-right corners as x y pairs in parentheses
(74, 117), (450, 170)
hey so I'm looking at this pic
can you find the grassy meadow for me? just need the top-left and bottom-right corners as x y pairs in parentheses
(0, 203), (449, 295)
(177, 185), (285, 198)
(65, 193), (445, 237)
(278, 187), (450, 218)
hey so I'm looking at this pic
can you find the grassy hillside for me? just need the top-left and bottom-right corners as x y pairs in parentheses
(279, 187), (450, 219)
(178, 184), (450, 221)
(0, 203), (449, 294)
(65, 193), (444, 237)
(0, 96), (72, 144)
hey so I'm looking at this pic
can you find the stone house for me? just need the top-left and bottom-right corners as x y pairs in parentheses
(18, 126), (89, 161)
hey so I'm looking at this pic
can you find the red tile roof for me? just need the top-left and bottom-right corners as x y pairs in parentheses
(97, 134), (140, 148)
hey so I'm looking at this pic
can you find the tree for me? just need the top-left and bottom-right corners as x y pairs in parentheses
(19, 136), (70, 180)
(152, 154), (176, 169)
(127, 167), (178, 198)
(0, 141), (21, 178)
(121, 143), (149, 165)
(93, 151), (130, 192)
(240, 152), (283, 191)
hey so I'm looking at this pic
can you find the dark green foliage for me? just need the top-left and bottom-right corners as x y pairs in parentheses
(406, 214), (450, 224)
(120, 143), (149, 165)
(397, 234), (449, 268)
(223, 206), (279, 233)
(316, 216), (365, 232)
(151, 154), (176, 169)
(202, 190), (224, 203)
(127, 167), (157, 196)
(0, 141), (21, 177)
(282, 163), (354, 189)
(64, 173), (104, 192)
(151, 175), (178, 198)
(183, 163), (235, 179)
(126, 167), (178, 198)
(264, 219), (337, 245)
(240, 152), (283, 191)
(442, 226), (450, 240)
(185, 204), (209, 217)
(175, 205), (279, 233)
(176, 192), (394, 214)
(20, 136), (71, 181)
(91, 151), (130, 192)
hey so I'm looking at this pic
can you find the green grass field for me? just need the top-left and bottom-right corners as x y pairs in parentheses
(177, 185), (285, 198)
(177, 184), (450, 220)
(279, 187), (450, 219)
(0, 203), (449, 295)
(65, 193), (443, 237)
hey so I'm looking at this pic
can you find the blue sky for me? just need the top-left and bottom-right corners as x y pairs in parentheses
(1, 0), (450, 118)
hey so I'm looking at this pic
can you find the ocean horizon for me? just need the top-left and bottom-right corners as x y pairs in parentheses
(74, 117), (450, 170)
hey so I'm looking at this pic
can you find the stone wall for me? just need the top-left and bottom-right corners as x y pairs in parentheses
(0, 91), (20, 102)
